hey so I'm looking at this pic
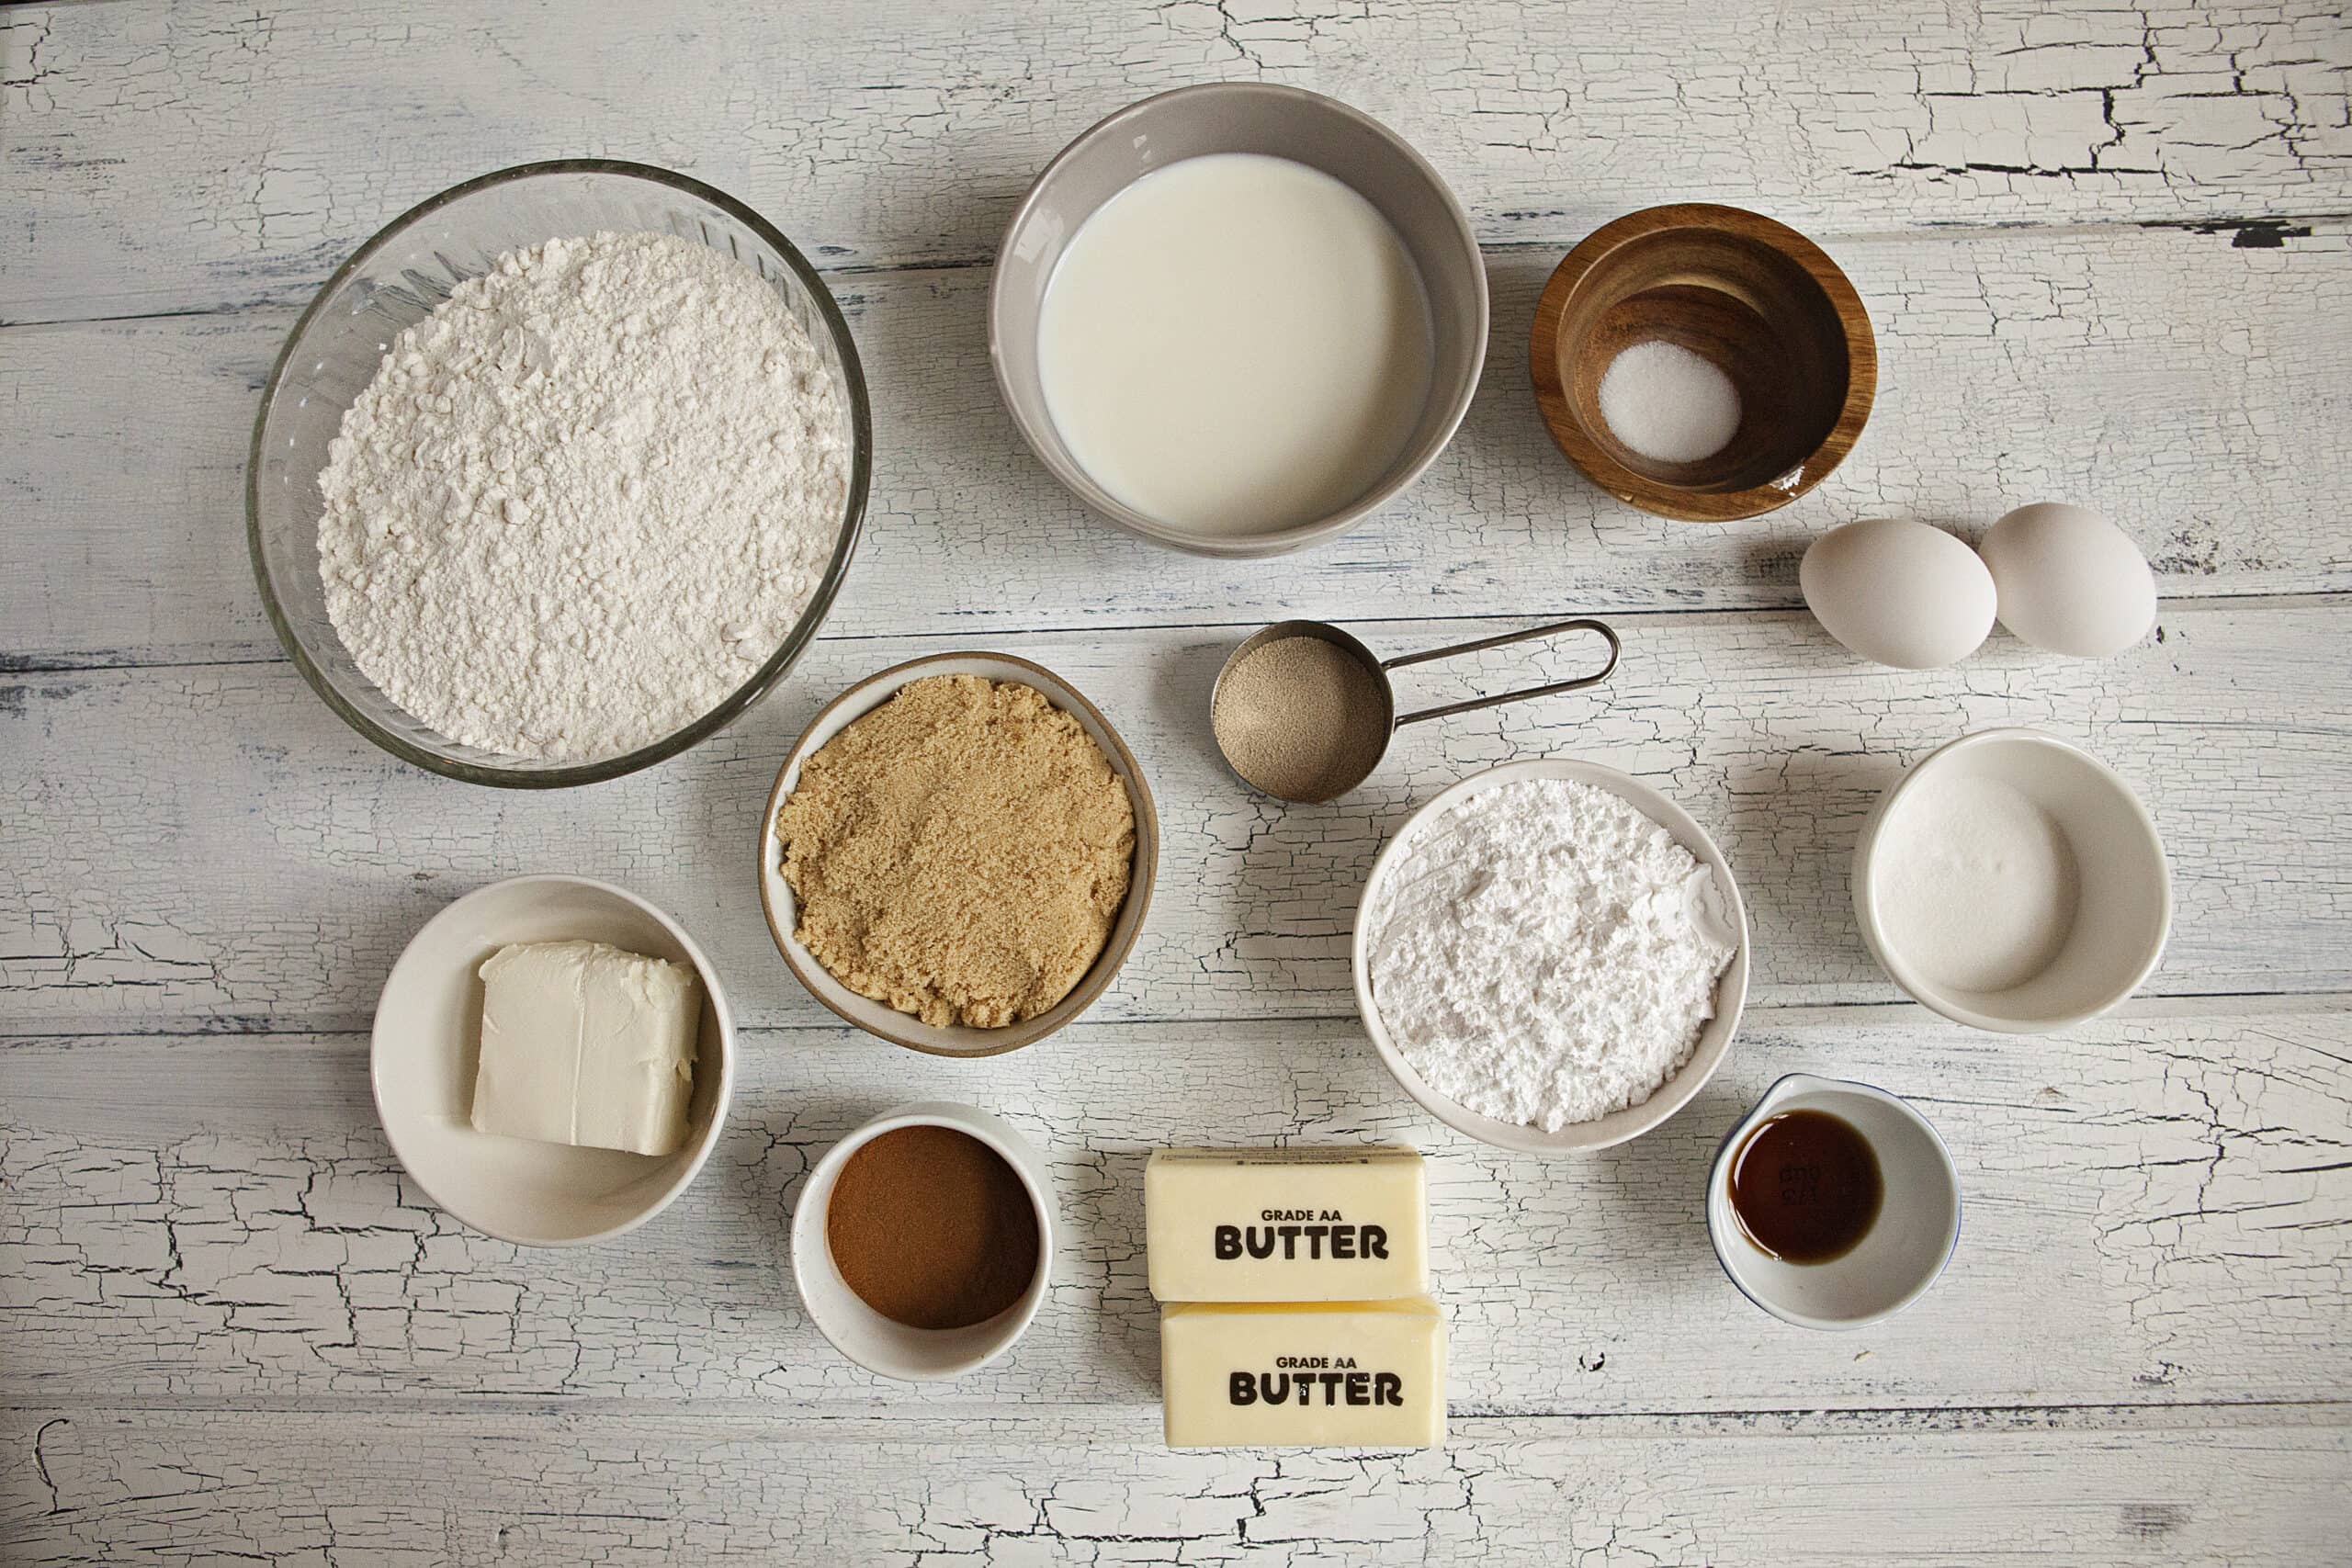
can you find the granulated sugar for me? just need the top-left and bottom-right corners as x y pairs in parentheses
(1871, 773), (2079, 992)
(317, 231), (850, 761)
(1363, 776), (1736, 1131)
(1597, 340), (1742, 464)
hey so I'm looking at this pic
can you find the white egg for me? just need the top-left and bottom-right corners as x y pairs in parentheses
(1978, 502), (2156, 658)
(1799, 518), (1996, 670)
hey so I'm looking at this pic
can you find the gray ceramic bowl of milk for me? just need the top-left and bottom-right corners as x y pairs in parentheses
(990, 84), (1488, 558)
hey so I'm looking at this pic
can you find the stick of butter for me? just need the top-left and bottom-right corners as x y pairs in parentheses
(470, 940), (699, 1156)
(1161, 1298), (1445, 1449)
(1146, 1146), (1429, 1302)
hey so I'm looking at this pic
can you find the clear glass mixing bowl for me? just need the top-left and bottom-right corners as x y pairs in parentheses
(247, 161), (873, 786)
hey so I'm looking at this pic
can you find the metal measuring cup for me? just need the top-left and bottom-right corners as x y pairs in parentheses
(1209, 617), (1623, 803)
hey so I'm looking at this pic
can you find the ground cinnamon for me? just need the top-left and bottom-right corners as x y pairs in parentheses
(825, 1124), (1042, 1329)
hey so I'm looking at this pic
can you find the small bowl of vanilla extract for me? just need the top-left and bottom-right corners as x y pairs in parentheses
(1705, 1075), (1961, 1331)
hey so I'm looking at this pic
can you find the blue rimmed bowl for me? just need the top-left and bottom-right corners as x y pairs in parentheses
(1706, 1073), (1962, 1330)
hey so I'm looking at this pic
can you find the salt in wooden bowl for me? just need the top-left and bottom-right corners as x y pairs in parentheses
(1530, 203), (1876, 523)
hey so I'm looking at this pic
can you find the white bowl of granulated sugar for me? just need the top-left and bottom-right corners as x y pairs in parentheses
(1352, 759), (1750, 1155)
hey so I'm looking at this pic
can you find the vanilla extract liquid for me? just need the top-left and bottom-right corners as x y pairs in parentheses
(1728, 1109), (1884, 1264)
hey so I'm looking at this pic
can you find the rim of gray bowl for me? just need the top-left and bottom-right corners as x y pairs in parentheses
(987, 83), (1490, 558)
(247, 158), (875, 788)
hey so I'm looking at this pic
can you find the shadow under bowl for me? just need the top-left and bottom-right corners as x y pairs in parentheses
(1530, 203), (1874, 522)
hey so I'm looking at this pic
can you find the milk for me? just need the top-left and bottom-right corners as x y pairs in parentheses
(1036, 152), (1435, 536)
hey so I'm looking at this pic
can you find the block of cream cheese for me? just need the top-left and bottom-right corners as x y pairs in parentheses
(1161, 1298), (1446, 1449)
(1146, 1146), (1429, 1302)
(470, 940), (699, 1156)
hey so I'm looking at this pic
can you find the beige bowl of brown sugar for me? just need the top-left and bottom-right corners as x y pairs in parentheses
(757, 651), (1159, 1057)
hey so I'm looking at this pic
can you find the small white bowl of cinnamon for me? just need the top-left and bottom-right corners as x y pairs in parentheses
(791, 1101), (1057, 1382)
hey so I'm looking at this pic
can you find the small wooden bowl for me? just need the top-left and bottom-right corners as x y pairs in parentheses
(1530, 204), (1875, 523)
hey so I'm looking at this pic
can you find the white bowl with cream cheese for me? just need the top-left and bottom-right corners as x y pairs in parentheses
(370, 874), (736, 1247)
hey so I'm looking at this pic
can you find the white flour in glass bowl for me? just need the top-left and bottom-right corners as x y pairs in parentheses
(1362, 775), (1736, 1132)
(317, 230), (849, 763)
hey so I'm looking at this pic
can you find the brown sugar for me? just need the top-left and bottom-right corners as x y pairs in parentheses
(776, 674), (1136, 1028)
(825, 1124), (1042, 1329)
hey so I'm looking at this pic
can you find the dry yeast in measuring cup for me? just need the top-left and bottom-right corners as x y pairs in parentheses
(1209, 618), (1622, 802)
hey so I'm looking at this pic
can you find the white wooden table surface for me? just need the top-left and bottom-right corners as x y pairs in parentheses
(5, 1), (2349, 1562)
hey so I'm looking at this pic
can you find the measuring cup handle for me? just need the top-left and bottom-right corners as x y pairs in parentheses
(1385, 618), (1622, 728)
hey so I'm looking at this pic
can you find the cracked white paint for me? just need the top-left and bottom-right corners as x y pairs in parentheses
(4, 0), (2349, 321)
(0, 1010), (2345, 1438)
(2, 1406), (2347, 1562)
(5, 0), (2350, 1561)
(4, 228), (2350, 665)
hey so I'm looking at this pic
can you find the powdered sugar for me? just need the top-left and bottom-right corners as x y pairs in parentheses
(317, 230), (850, 762)
(1363, 777), (1736, 1132)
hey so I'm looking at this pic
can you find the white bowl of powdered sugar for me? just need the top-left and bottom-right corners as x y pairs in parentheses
(1353, 760), (1749, 1154)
